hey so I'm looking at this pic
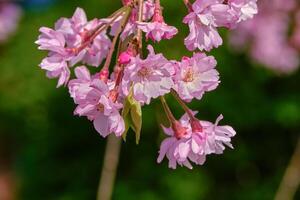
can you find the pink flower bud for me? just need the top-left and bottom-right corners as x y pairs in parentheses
(172, 121), (187, 139)
(122, 0), (132, 6)
(118, 49), (134, 65)
(99, 69), (109, 82)
(191, 119), (202, 132)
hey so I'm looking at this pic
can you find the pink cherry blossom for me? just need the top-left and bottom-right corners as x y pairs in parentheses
(183, 0), (231, 51)
(36, 8), (111, 87)
(118, 49), (134, 65)
(121, 45), (175, 104)
(173, 53), (219, 102)
(69, 66), (125, 137)
(157, 112), (236, 169)
(0, 3), (22, 42)
(40, 55), (70, 87)
(229, 0), (299, 73)
(55, 8), (111, 67)
(228, 0), (258, 22)
(36, 27), (66, 55)
(137, 21), (178, 42)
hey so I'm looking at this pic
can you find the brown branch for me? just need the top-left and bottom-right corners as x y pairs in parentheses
(97, 135), (122, 200)
(275, 138), (300, 200)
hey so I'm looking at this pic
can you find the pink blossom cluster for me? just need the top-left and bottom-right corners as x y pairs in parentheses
(229, 0), (300, 74)
(183, 0), (257, 51)
(158, 113), (235, 169)
(0, 3), (22, 43)
(36, 0), (257, 169)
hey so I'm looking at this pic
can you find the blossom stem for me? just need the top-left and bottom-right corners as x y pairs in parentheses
(76, 6), (128, 54)
(102, 6), (132, 72)
(160, 96), (177, 124)
(136, 0), (144, 53)
(182, 0), (192, 11)
(155, 0), (161, 15)
(171, 89), (196, 120)
(275, 138), (300, 200)
(97, 135), (122, 200)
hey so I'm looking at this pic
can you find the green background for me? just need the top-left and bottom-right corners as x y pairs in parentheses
(0, 0), (299, 199)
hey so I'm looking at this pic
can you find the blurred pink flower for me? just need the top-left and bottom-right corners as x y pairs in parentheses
(229, 0), (299, 74)
(0, 3), (22, 42)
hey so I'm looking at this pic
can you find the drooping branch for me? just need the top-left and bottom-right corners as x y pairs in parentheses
(97, 135), (122, 200)
(275, 138), (300, 200)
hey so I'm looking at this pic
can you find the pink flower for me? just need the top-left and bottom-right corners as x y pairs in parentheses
(36, 7), (112, 87)
(183, 0), (222, 51)
(118, 49), (134, 65)
(137, 21), (178, 42)
(121, 45), (175, 104)
(229, 0), (299, 73)
(157, 112), (236, 169)
(69, 66), (125, 137)
(55, 8), (111, 66)
(228, 0), (258, 22)
(103, 0), (155, 40)
(68, 66), (93, 104)
(40, 55), (70, 87)
(36, 27), (66, 55)
(0, 3), (22, 42)
(173, 53), (219, 102)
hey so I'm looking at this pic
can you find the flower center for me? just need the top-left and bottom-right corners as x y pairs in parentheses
(183, 68), (194, 82)
(97, 104), (104, 112)
(138, 67), (152, 78)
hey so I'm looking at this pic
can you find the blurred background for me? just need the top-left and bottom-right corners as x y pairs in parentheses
(0, 0), (300, 199)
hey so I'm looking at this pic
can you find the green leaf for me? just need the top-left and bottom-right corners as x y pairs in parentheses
(130, 99), (142, 144)
(121, 88), (142, 144)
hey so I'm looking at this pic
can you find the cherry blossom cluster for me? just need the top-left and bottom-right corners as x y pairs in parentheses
(229, 0), (300, 74)
(36, 0), (257, 169)
(0, 2), (22, 43)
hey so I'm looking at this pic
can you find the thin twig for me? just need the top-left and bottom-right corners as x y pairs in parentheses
(76, 6), (127, 54)
(275, 138), (300, 200)
(160, 96), (177, 124)
(136, 0), (144, 53)
(102, 6), (132, 71)
(182, 0), (192, 11)
(171, 89), (195, 120)
(97, 135), (122, 200)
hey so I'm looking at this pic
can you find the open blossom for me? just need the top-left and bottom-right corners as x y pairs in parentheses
(36, 8), (111, 87)
(173, 53), (219, 102)
(157, 112), (236, 169)
(69, 66), (125, 137)
(137, 21), (178, 42)
(121, 45), (174, 104)
(40, 55), (70, 87)
(54, 8), (111, 67)
(183, 0), (232, 51)
(0, 3), (22, 42)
